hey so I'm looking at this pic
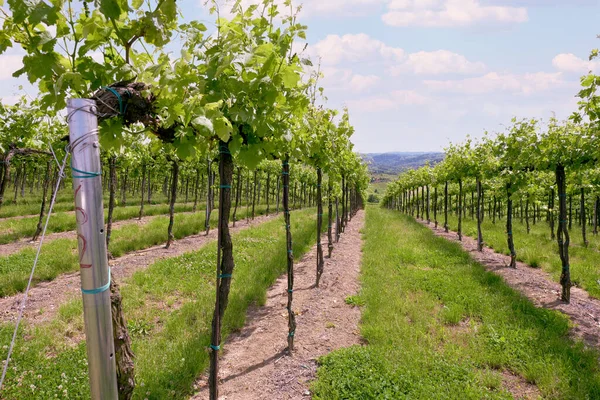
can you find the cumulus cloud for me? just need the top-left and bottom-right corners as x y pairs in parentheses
(312, 34), (404, 66)
(212, 0), (387, 19)
(424, 71), (565, 95)
(320, 67), (381, 93)
(382, 0), (528, 27)
(552, 53), (599, 73)
(312, 34), (485, 76)
(388, 50), (486, 75)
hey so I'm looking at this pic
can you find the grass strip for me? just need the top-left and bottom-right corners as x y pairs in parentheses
(312, 206), (600, 399)
(444, 214), (600, 299)
(0, 205), (276, 297)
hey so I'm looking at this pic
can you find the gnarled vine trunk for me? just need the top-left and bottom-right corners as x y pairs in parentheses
(165, 160), (178, 248)
(581, 187), (588, 246)
(556, 164), (571, 302)
(476, 178), (483, 251)
(209, 141), (234, 400)
(316, 168), (324, 287)
(506, 182), (516, 268)
(110, 279), (135, 400)
(458, 179), (463, 241)
(444, 181), (449, 233)
(106, 155), (117, 250)
(32, 161), (53, 241)
(282, 156), (296, 351)
(232, 167), (242, 227)
(138, 163), (146, 220)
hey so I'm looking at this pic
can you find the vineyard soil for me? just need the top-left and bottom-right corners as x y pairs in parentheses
(191, 210), (364, 400)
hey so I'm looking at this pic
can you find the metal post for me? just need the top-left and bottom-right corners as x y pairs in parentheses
(67, 99), (118, 399)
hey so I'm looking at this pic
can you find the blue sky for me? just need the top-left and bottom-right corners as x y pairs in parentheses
(1, 0), (599, 153)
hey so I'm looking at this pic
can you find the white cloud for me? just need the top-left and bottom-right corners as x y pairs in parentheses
(552, 53), (599, 73)
(0, 95), (20, 105)
(349, 74), (381, 92)
(389, 50), (486, 75)
(383, 0), (528, 27)
(0, 55), (23, 80)
(320, 67), (381, 93)
(312, 34), (484, 77)
(424, 71), (565, 95)
(300, 0), (387, 16)
(312, 34), (404, 66)
(213, 0), (387, 19)
(346, 90), (430, 111)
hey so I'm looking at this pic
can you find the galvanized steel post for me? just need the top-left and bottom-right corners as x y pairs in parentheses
(67, 98), (118, 399)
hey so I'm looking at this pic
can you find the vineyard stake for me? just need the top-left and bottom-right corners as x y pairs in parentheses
(67, 98), (119, 399)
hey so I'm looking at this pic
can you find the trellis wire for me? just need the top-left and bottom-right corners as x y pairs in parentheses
(0, 144), (69, 391)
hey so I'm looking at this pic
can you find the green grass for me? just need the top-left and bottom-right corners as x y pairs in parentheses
(0, 191), (182, 219)
(0, 203), (204, 245)
(442, 212), (600, 299)
(311, 206), (600, 399)
(0, 208), (323, 399)
(0, 205), (274, 297)
(0, 197), (286, 245)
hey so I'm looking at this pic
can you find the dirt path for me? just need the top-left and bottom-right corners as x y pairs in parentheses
(420, 219), (600, 349)
(0, 214), (276, 326)
(191, 210), (365, 400)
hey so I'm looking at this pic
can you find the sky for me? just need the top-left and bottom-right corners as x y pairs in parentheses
(1, 0), (599, 153)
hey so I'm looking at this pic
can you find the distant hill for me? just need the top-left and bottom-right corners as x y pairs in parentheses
(361, 152), (445, 175)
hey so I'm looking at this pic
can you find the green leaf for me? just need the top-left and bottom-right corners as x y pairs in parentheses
(214, 117), (232, 142)
(280, 68), (299, 89)
(191, 116), (214, 133)
(581, 74), (595, 88)
(99, 0), (122, 19)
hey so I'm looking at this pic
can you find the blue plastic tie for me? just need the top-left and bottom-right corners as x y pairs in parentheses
(219, 145), (231, 155)
(288, 289), (293, 293)
(81, 268), (111, 295)
(288, 249), (293, 254)
(103, 86), (126, 115)
(288, 331), (295, 337)
(220, 185), (232, 189)
(219, 273), (232, 278)
(71, 160), (101, 179)
(210, 344), (220, 351)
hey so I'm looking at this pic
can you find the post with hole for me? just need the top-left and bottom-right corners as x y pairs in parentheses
(67, 98), (118, 398)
